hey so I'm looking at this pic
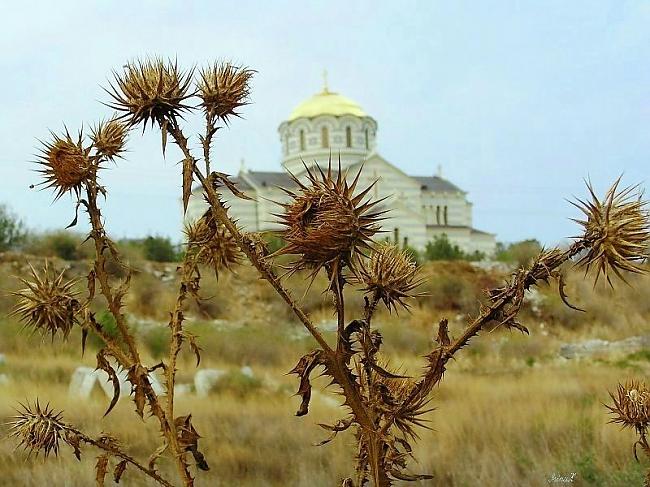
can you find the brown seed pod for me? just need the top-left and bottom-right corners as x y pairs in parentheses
(36, 128), (92, 199)
(274, 161), (384, 280)
(105, 58), (194, 130)
(9, 400), (68, 458)
(573, 178), (649, 284)
(606, 380), (650, 431)
(91, 119), (128, 160)
(11, 263), (81, 340)
(359, 243), (422, 312)
(185, 213), (241, 277)
(197, 62), (254, 123)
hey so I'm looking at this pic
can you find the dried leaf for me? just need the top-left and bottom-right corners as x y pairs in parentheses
(65, 431), (82, 461)
(127, 364), (147, 419)
(182, 157), (195, 213)
(95, 454), (109, 487)
(558, 272), (586, 312)
(87, 269), (96, 300)
(289, 350), (324, 416)
(96, 350), (120, 417)
(212, 171), (253, 200)
(435, 318), (450, 346)
(81, 328), (88, 357)
(186, 333), (202, 367)
(148, 441), (168, 470)
(113, 459), (127, 483)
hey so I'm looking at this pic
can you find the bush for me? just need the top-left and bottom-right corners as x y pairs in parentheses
(142, 235), (180, 262)
(424, 234), (483, 261)
(496, 239), (542, 267)
(0, 204), (26, 251)
(23, 231), (94, 260)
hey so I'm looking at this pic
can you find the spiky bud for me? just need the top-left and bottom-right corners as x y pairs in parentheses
(197, 62), (254, 123)
(91, 119), (128, 160)
(185, 213), (241, 277)
(359, 243), (422, 312)
(11, 263), (81, 340)
(607, 380), (650, 431)
(9, 401), (69, 457)
(574, 179), (649, 284)
(274, 163), (383, 279)
(106, 58), (193, 129)
(36, 129), (92, 199)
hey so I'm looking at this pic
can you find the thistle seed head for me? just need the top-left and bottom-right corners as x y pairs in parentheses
(106, 58), (194, 129)
(185, 212), (241, 277)
(359, 243), (422, 312)
(9, 401), (68, 458)
(36, 128), (92, 199)
(197, 62), (254, 123)
(607, 380), (650, 431)
(11, 263), (81, 340)
(274, 162), (383, 279)
(574, 179), (649, 284)
(91, 119), (128, 160)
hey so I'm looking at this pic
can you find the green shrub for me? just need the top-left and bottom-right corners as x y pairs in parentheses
(23, 231), (94, 260)
(142, 235), (179, 262)
(496, 239), (542, 267)
(423, 234), (483, 262)
(0, 204), (26, 251)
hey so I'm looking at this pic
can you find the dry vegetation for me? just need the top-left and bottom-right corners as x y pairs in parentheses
(1, 57), (650, 486)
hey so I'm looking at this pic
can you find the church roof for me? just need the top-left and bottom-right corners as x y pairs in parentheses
(288, 89), (367, 121)
(242, 171), (294, 188)
(415, 176), (464, 193)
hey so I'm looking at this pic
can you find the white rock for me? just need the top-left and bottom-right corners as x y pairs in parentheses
(194, 369), (227, 397)
(0, 353), (6, 365)
(240, 366), (254, 378)
(0, 373), (10, 385)
(174, 383), (193, 397)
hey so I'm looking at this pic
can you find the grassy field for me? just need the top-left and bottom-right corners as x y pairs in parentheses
(1, 258), (649, 486)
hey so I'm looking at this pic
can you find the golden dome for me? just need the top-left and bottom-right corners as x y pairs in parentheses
(287, 88), (367, 121)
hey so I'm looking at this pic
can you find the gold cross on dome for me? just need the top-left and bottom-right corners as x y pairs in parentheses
(322, 69), (329, 93)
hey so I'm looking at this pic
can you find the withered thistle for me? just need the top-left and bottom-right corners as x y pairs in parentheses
(9, 401), (68, 458)
(197, 62), (254, 123)
(274, 162), (383, 282)
(36, 128), (92, 199)
(358, 242), (423, 312)
(106, 58), (194, 135)
(91, 119), (128, 160)
(185, 212), (241, 277)
(607, 380), (650, 432)
(573, 178), (650, 284)
(11, 263), (80, 340)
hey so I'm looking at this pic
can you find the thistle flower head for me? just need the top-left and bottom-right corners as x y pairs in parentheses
(11, 263), (81, 340)
(91, 119), (128, 160)
(106, 58), (194, 129)
(606, 380), (650, 431)
(574, 179), (649, 284)
(36, 128), (92, 199)
(185, 212), (241, 277)
(197, 62), (254, 123)
(359, 243), (422, 312)
(9, 401), (68, 457)
(274, 162), (384, 280)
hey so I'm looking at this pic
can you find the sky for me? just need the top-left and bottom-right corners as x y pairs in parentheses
(0, 0), (648, 246)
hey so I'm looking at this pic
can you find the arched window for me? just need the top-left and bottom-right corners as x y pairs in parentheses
(365, 128), (369, 149)
(346, 126), (352, 148)
(436, 206), (440, 225)
(443, 206), (448, 225)
(321, 126), (329, 148)
(393, 227), (400, 244)
(299, 130), (305, 151)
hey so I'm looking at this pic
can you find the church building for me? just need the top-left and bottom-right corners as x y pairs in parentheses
(186, 80), (496, 256)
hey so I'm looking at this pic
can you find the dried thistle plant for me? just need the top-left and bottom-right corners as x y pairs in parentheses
(12, 56), (650, 486)
(607, 381), (650, 486)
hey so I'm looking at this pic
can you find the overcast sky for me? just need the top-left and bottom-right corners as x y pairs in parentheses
(1, 1), (647, 245)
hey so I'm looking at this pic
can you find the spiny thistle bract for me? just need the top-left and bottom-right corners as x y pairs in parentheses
(274, 162), (383, 281)
(607, 380), (650, 431)
(185, 212), (241, 277)
(91, 119), (128, 160)
(358, 242), (422, 312)
(106, 58), (194, 130)
(197, 62), (255, 123)
(573, 178), (650, 284)
(9, 401), (69, 458)
(11, 263), (81, 340)
(36, 128), (92, 199)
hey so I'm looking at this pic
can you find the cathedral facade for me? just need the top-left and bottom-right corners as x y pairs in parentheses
(186, 84), (496, 256)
